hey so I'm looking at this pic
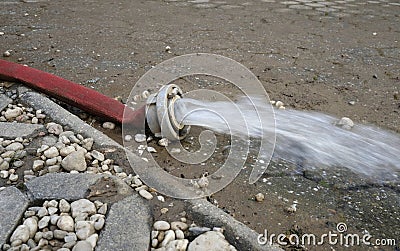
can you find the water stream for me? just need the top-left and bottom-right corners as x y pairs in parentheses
(174, 97), (400, 181)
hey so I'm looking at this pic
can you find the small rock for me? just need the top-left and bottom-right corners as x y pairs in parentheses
(166, 239), (189, 251)
(23, 218), (38, 238)
(38, 216), (50, 229)
(48, 206), (58, 215)
(61, 149), (87, 172)
(98, 204), (107, 215)
(134, 134), (147, 143)
(86, 233), (98, 248)
(189, 226), (211, 236)
(64, 232), (77, 243)
(50, 214), (60, 225)
(72, 240), (93, 251)
(94, 217), (105, 231)
(139, 189), (153, 200)
(255, 193), (265, 202)
(6, 142), (24, 151)
(124, 135), (132, 142)
(171, 222), (188, 231)
(336, 117), (354, 130)
(59, 199), (71, 213)
(81, 138), (94, 151)
(75, 221), (95, 240)
(9, 173), (18, 182)
(275, 101), (284, 108)
(160, 208), (169, 214)
(158, 138), (169, 146)
(197, 176), (209, 188)
(70, 199), (96, 218)
(57, 215), (75, 231)
(154, 221), (170, 231)
(188, 231), (233, 251)
(348, 100), (356, 105)
(147, 146), (157, 153)
(102, 122), (115, 130)
(152, 238), (158, 248)
(286, 204), (297, 213)
(47, 122), (63, 135)
(161, 229), (175, 247)
(10, 225), (30, 243)
(48, 164), (60, 173)
(4, 108), (22, 119)
(31, 117), (39, 124)
(175, 229), (185, 240)
(37, 207), (48, 218)
(43, 146), (59, 158)
(0, 170), (9, 178)
(90, 150), (104, 161)
(3, 50), (11, 57)
(54, 230), (68, 239)
(32, 160), (44, 172)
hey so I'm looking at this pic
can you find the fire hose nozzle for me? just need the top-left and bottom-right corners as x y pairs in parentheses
(146, 84), (190, 141)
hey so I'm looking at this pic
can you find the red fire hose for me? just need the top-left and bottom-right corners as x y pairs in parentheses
(0, 59), (144, 126)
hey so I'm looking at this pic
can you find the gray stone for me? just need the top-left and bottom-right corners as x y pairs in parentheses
(93, 217), (105, 231)
(0, 122), (44, 139)
(161, 229), (175, 247)
(188, 231), (233, 251)
(75, 221), (95, 240)
(72, 240), (93, 251)
(90, 150), (104, 161)
(154, 221), (170, 231)
(171, 222), (188, 231)
(61, 149), (87, 172)
(0, 161), (9, 171)
(0, 187), (29, 247)
(43, 146), (59, 158)
(60, 146), (76, 157)
(41, 136), (58, 146)
(4, 107), (22, 119)
(23, 218), (38, 238)
(32, 160), (44, 172)
(0, 94), (12, 112)
(57, 215), (74, 232)
(10, 225), (30, 243)
(59, 199), (71, 213)
(70, 199), (96, 218)
(86, 233), (98, 248)
(26, 173), (100, 201)
(81, 138), (94, 150)
(38, 216), (50, 229)
(46, 122), (63, 135)
(166, 239), (189, 251)
(96, 195), (151, 251)
(54, 230), (68, 240)
(65, 232), (78, 243)
(5, 142), (24, 151)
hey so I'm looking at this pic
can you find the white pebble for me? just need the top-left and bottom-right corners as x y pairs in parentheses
(158, 138), (169, 147)
(102, 122), (115, 130)
(134, 134), (147, 143)
(139, 189), (153, 200)
(255, 193), (265, 202)
(153, 220), (170, 231)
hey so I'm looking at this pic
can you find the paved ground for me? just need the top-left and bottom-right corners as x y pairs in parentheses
(1, 0), (399, 250)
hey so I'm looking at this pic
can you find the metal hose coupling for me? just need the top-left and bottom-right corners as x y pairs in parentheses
(146, 84), (191, 141)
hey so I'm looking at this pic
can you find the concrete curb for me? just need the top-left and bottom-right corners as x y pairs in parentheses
(15, 87), (281, 250)
(0, 187), (29, 248)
